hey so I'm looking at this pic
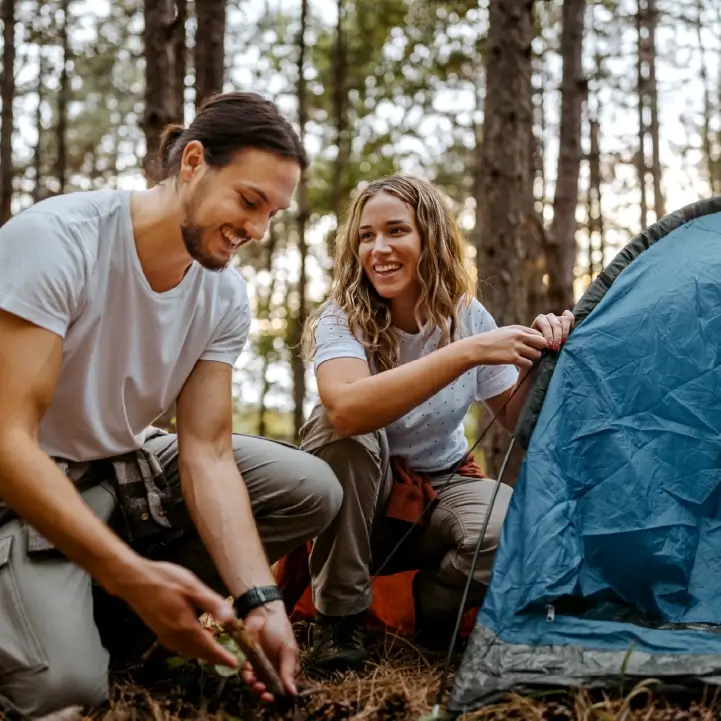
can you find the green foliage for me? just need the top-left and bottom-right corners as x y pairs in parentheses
(211, 633), (247, 677)
(164, 633), (247, 680)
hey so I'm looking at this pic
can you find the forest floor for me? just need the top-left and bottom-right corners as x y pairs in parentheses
(88, 622), (721, 721)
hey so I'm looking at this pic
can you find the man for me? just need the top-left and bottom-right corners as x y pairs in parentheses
(0, 91), (342, 718)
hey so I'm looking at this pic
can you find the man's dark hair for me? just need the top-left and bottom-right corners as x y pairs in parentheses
(158, 91), (308, 178)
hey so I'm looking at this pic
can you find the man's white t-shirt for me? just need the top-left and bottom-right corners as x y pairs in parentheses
(313, 299), (519, 472)
(0, 189), (250, 462)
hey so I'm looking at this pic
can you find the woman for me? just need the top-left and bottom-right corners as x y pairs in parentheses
(298, 174), (574, 672)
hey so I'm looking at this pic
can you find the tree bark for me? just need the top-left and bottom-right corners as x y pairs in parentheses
(55, 0), (71, 195)
(476, 0), (535, 478)
(143, 0), (186, 184)
(696, 0), (718, 194)
(290, 0), (310, 441)
(33, 42), (47, 203)
(194, 0), (226, 107)
(714, 0), (721, 195)
(636, 2), (648, 230)
(328, 0), (349, 255)
(547, 0), (586, 314)
(645, 0), (664, 220)
(174, 0), (186, 110)
(258, 225), (279, 439)
(526, 38), (548, 321)
(586, 117), (605, 280)
(0, 0), (15, 225)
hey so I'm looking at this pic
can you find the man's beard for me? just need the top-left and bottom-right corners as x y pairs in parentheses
(180, 223), (230, 272)
(180, 180), (233, 272)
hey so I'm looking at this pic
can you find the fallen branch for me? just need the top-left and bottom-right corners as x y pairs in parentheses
(222, 617), (287, 698)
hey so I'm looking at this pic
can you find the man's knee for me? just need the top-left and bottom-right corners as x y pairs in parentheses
(296, 454), (343, 535)
(2, 658), (109, 718)
(0, 519), (110, 718)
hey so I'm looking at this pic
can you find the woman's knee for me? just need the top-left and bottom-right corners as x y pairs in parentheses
(299, 404), (384, 463)
(442, 482), (513, 582)
(302, 428), (387, 500)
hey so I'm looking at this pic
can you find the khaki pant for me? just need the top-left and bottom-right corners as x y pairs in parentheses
(299, 404), (512, 621)
(0, 433), (342, 718)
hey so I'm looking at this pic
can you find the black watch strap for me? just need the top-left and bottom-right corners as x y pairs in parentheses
(233, 585), (283, 619)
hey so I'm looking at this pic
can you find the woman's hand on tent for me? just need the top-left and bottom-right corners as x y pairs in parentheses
(531, 310), (575, 352)
(471, 325), (549, 369)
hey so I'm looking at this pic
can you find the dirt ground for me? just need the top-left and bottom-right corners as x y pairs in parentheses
(84, 623), (721, 721)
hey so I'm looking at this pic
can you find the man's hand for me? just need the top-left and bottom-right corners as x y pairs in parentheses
(109, 558), (240, 669)
(240, 601), (299, 702)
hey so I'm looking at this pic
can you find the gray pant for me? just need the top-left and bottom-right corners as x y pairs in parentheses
(0, 433), (342, 718)
(299, 404), (512, 620)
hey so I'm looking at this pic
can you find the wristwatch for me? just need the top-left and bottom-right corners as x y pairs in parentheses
(233, 585), (284, 619)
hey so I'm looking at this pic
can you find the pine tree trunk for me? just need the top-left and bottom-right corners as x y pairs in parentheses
(587, 117), (605, 279)
(471, 81), (483, 253)
(696, 0), (718, 194)
(0, 0), (15, 226)
(636, 2), (648, 230)
(328, 0), (349, 256)
(547, 0), (586, 314)
(714, 0), (721, 194)
(586, 2), (605, 280)
(174, 0), (186, 109)
(33, 43), (46, 203)
(524, 24), (548, 321)
(476, 0), (535, 479)
(55, 0), (70, 195)
(143, 0), (186, 184)
(258, 225), (279, 438)
(645, 0), (664, 220)
(194, 0), (226, 107)
(291, 0), (310, 441)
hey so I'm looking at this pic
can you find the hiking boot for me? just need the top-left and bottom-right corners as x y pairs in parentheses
(307, 611), (368, 673)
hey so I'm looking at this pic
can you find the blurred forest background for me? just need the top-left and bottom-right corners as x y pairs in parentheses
(0, 0), (718, 475)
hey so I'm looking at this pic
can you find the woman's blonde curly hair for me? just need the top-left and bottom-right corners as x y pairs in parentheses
(302, 174), (476, 372)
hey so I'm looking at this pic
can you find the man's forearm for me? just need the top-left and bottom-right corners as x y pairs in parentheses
(0, 429), (140, 592)
(179, 455), (275, 598)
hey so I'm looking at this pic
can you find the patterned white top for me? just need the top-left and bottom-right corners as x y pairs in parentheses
(313, 298), (519, 472)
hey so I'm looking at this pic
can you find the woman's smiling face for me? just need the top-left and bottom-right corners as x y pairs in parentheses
(357, 191), (422, 302)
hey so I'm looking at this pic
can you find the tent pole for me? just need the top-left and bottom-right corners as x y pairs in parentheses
(424, 434), (517, 720)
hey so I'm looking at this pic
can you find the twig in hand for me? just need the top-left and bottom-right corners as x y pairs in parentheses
(139, 618), (287, 700)
(222, 617), (287, 699)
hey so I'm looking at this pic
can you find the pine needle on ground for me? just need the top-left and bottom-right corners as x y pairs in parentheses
(77, 625), (721, 721)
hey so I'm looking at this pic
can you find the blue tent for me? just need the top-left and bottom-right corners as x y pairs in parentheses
(448, 198), (721, 712)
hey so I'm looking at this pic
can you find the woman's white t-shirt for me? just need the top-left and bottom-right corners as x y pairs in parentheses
(313, 298), (519, 472)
